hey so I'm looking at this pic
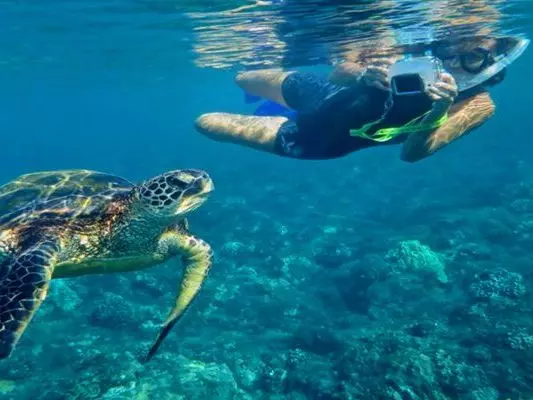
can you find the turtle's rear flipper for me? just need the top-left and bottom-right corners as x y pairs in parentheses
(145, 232), (213, 362)
(0, 238), (58, 358)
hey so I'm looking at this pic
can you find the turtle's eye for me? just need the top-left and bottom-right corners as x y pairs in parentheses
(166, 176), (188, 190)
(138, 170), (213, 215)
(164, 171), (208, 198)
(138, 173), (191, 214)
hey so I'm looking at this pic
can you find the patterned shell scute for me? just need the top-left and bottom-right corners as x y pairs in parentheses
(0, 170), (134, 220)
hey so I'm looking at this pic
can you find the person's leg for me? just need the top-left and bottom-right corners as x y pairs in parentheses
(236, 70), (340, 113)
(195, 71), (340, 156)
(195, 113), (289, 153)
(235, 70), (294, 108)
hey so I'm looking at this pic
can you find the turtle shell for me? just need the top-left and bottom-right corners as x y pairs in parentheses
(0, 170), (134, 218)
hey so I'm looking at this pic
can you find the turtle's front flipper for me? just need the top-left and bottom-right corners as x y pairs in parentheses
(0, 237), (59, 358)
(145, 230), (213, 362)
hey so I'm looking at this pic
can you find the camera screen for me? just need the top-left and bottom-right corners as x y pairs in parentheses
(392, 74), (424, 94)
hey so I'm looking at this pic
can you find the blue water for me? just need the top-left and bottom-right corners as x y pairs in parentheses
(1, 1), (533, 399)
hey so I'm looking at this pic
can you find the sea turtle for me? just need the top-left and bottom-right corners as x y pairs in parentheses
(0, 168), (214, 362)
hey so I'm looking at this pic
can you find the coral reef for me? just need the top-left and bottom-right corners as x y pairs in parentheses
(2, 147), (533, 399)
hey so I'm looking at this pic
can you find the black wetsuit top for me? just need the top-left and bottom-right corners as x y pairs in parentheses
(274, 72), (434, 159)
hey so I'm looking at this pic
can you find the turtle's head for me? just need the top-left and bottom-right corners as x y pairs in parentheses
(135, 169), (214, 218)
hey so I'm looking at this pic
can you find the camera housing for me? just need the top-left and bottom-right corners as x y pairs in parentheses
(389, 56), (442, 96)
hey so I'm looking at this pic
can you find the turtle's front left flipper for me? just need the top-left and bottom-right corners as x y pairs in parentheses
(145, 230), (213, 362)
(0, 237), (59, 358)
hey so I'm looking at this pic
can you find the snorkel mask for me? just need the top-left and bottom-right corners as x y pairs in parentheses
(435, 36), (530, 92)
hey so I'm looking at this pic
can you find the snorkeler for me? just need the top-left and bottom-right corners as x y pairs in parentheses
(195, 35), (529, 162)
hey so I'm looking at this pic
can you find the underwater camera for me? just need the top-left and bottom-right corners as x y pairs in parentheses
(389, 55), (443, 96)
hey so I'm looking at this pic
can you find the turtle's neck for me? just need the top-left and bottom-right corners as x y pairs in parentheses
(110, 199), (176, 255)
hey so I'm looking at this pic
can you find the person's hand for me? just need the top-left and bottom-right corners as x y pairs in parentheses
(426, 72), (458, 107)
(360, 58), (395, 91)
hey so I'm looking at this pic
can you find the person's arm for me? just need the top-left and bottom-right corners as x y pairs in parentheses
(329, 57), (398, 90)
(329, 61), (367, 86)
(401, 91), (495, 163)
